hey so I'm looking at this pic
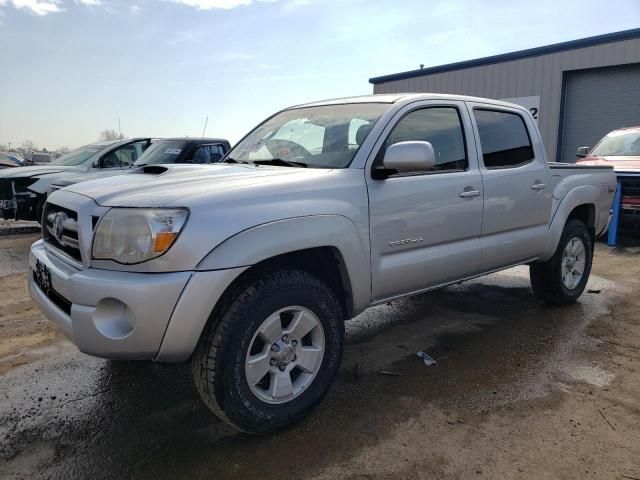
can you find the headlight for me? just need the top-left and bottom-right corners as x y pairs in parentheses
(92, 208), (188, 264)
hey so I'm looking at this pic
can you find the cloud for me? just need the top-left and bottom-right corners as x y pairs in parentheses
(162, 0), (279, 10)
(281, 0), (308, 14)
(6, 0), (63, 15)
(162, 0), (253, 9)
(0, 0), (279, 15)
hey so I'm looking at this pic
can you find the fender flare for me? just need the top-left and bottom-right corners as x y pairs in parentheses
(196, 215), (371, 316)
(539, 185), (599, 261)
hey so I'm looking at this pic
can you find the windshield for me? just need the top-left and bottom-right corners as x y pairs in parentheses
(50, 145), (103, 166)
(227, 103), (388, 168)
(134, 140), (187, 166)
(590, 130), (640, 157)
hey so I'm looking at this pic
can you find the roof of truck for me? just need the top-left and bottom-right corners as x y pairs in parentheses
(157, 137), (230, 144)
(293, 93), (525, 110)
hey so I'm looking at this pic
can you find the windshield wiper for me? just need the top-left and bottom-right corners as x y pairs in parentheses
(253, 158), (308, 168)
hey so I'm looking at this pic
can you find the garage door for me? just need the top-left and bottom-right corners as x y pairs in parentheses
(559, 63), (640, 162)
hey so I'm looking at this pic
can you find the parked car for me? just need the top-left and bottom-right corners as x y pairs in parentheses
(576, 126), (640, 222)
(0, 153), (20, 169)
(0, 138), (152, 222)
(29, 94), (615, 434)
(26, 151), (53, 165)
(49, 137), (231, 193)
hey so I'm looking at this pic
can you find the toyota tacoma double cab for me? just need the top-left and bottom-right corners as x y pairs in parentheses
(29, 94), (616, 434)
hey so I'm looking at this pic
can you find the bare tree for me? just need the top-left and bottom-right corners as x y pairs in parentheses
(21, 140), (36, 152)
(0, 144), (7, 152)
(58, 146), (71, 154)
(99, 129), (125, 141)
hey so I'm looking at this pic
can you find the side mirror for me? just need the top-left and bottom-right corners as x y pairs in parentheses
(382, 141), (435, 174)
(576, 146), (590, 158)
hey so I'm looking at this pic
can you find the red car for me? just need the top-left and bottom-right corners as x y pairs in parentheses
(576, 127), (640, 220)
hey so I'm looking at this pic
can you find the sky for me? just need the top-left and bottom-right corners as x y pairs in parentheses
(0, 0), (639, 151)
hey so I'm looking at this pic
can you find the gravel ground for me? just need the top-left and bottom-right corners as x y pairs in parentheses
(0, 232), (639, 479)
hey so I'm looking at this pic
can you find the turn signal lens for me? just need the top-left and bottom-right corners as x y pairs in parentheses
(153, 231), (178, 252)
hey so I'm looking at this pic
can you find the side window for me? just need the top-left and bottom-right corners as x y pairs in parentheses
(209, 144), (224, 163)
(101, 150), (121, 168)
(376, 107), (467, 172)
(192, 146), (209, 164)
(104, 141), (148, 168)
(473, 109), (534, 168)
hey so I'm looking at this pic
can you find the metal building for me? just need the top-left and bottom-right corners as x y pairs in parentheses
(369, 28), (640, 162)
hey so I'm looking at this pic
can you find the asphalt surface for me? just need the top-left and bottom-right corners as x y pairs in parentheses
(1, 232), (640, 479)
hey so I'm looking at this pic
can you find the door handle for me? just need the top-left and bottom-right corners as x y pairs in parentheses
(459, 189), (480, 198)
(531, 183), (546, 190)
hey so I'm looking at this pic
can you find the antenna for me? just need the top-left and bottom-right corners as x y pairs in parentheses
(201, 116), (208, 137)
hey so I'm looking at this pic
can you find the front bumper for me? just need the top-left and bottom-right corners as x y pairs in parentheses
(28, 240), (246, 361)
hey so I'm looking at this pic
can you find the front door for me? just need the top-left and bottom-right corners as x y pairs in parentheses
(366, 101), (484, 302)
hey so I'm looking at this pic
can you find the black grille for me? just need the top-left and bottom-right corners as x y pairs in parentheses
(42, 203), (82, 262)
(0, 180), (12, 200)
(32, 271), (72, 314)
(621, 177), (640, 199)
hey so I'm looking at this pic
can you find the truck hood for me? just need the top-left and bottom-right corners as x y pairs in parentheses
(0, 165), (79, 179)
(577, 156), (640, 172)
(62, 164), (335, 207)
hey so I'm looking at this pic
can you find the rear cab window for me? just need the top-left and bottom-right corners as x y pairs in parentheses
(473, 109), (534, 168)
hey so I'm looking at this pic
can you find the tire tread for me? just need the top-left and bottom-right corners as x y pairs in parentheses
(192, 267), (343, 433)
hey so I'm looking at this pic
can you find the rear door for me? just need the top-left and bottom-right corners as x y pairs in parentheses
(366, 100), (484, 301)
(467, 103), (552, 270)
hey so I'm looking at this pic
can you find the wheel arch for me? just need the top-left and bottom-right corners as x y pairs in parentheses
(540, 185), (599, 261)
(196, 215), (371, 319)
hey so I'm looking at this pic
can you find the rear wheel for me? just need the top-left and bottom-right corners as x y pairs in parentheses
(530, 219), (592, 305)
(192, 267), (344, 434)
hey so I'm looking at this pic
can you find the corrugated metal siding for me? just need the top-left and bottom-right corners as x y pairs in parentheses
(560, 63), (640, 161)
(373, 37), (640, 161)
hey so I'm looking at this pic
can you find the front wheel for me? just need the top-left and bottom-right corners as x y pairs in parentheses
(530, 219), (593, 305)
(192, 268), (344, 434)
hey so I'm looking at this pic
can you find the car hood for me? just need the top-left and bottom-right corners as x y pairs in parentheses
(62, 164), (336, 207)
(53, 169), (128, 188)
(0, 165), (79, 179)
(577, 156), (640, 172)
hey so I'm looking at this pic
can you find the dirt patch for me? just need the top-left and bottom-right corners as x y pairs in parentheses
(310, 243), (640, 480)
(0, 234), (63, 375)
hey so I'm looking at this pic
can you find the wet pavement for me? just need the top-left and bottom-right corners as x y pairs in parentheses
(1, 234), (640, 479)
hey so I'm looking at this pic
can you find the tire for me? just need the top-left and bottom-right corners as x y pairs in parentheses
(192, 267), (344, 434)
(530, 219), (593, 305)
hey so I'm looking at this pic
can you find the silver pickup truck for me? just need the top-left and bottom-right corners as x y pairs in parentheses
(28, 94), (615, 433)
